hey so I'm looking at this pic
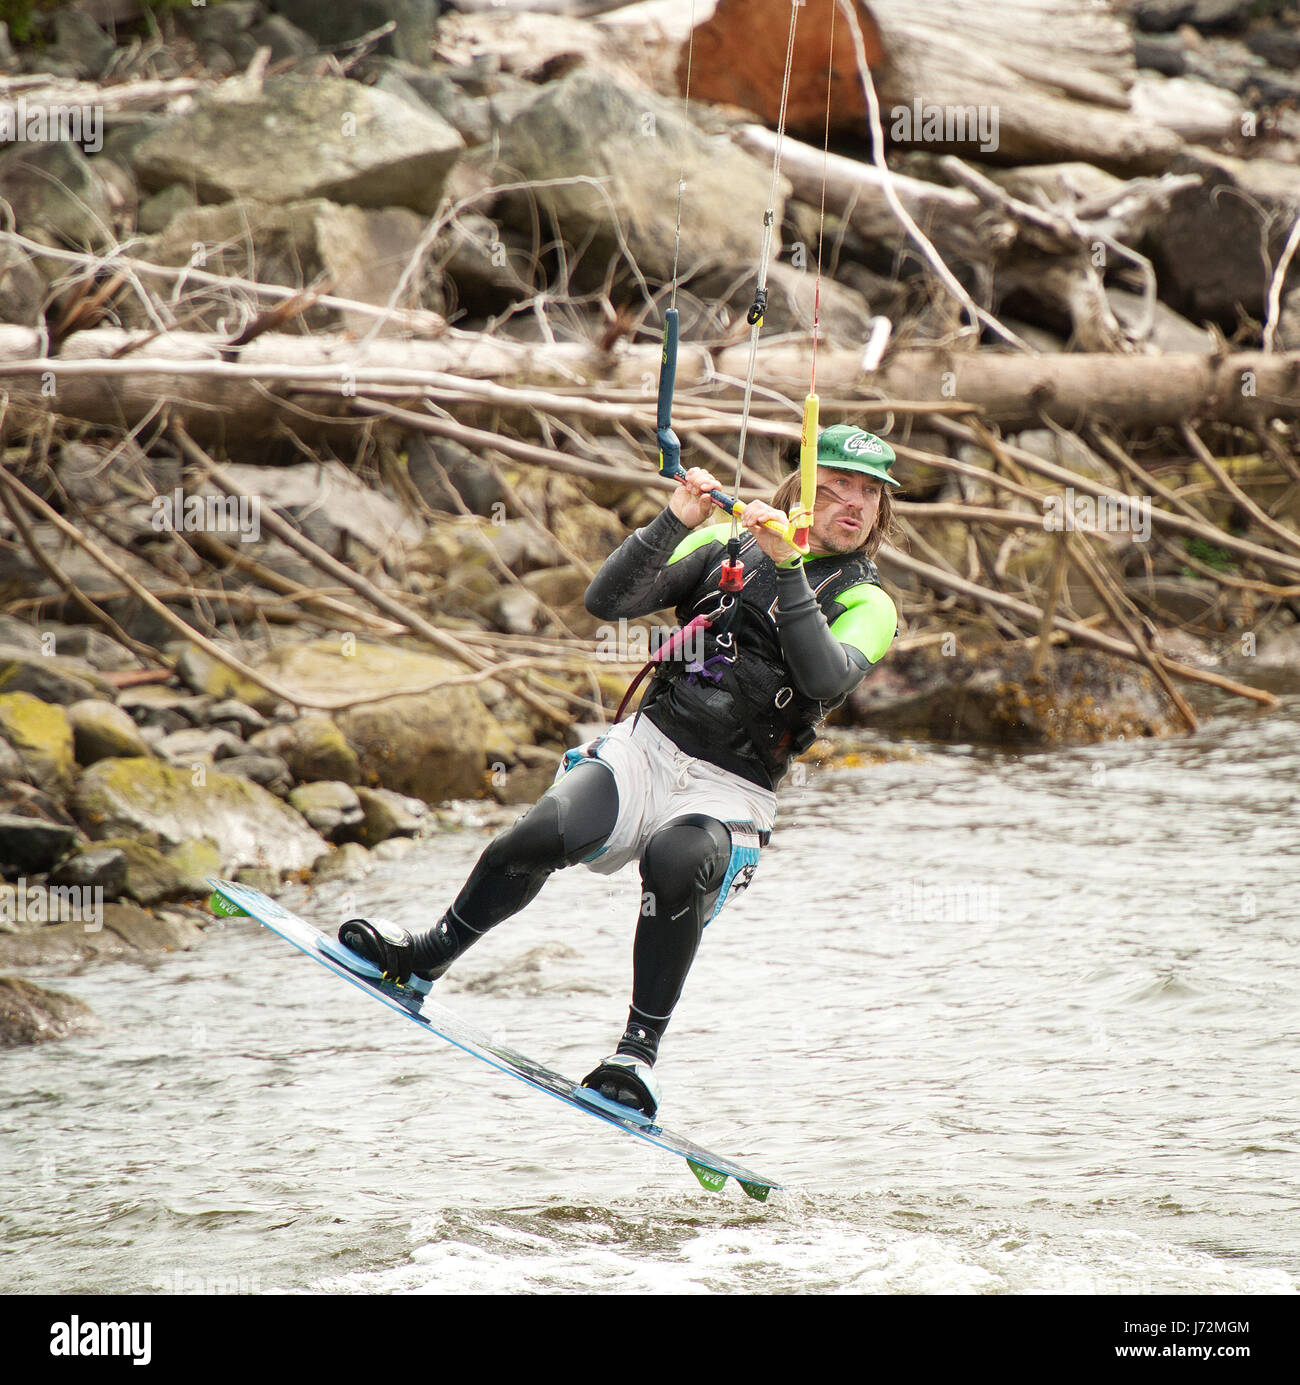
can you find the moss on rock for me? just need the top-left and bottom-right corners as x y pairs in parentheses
(73, 757), (329, 874)
(0, 692), (75, 795)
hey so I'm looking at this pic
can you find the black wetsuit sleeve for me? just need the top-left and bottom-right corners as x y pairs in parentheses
(584, 507), (716, 619)
(773, 564), (871, 700)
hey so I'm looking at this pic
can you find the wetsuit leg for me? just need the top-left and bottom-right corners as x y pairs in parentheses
(342, 761), (621, 982)
(441, 759), (619, 953)
(617, 814), (731, 1066)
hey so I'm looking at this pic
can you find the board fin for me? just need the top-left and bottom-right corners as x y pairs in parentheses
(738, 1180), (771, 1203)
(208, 890), (248, 918)
(687, 1158), (728, 1193)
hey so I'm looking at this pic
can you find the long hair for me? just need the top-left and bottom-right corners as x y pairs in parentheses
(768, 468), (898, 559)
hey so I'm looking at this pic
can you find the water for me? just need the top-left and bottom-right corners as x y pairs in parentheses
(2, 696), (1297, 1295)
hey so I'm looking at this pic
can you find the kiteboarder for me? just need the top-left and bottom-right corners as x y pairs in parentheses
(337, 426), (900, 1119)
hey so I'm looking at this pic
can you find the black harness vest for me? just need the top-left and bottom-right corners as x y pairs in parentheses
(639, 536), (884, 789)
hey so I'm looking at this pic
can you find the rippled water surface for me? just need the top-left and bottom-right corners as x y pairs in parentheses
(2, 695), (1297, 1294)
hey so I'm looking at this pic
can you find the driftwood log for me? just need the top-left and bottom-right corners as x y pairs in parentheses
(680, 0), (1183, 170)
(4, 326), (1299, 437)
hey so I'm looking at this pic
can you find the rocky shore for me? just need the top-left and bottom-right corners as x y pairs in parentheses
(3, 1), (1300, 1040)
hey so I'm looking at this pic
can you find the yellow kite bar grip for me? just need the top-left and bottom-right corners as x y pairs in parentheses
(715, 495), (799, 544)
(793, 392), (819, 552)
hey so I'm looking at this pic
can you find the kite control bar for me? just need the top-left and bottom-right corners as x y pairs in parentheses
(656, 308), (806, 550)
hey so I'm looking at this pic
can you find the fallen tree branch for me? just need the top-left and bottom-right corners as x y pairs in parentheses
(1263, 212), (1300, 354)
(0, 230), (447, 337)
(1180, 422), (1300, 560)
(1030, 531), (1070, 679)
(0, 464), (326, 710)
(880, 544), (1277, 707)
(732, 123), (1003, 260)
(935, 418), (1300, 581)
(1065, 530), (1199, 732)
(188, 532), (408, 636)
(0, 451), (156, 668)
(11, 324), (1300, 435)
(173, 425), (586, 726)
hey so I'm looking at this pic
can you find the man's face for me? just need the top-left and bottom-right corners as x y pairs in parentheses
(809, 466), (884, 553)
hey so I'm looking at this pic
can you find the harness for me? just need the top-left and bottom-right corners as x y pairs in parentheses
(619, 543), (881, 783)
(612, 586), (741, 726)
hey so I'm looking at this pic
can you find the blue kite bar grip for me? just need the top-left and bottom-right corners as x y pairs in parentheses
(657, 426), (683, 479)
(657, 307), (679, 435)
(658, 454), (765, 527)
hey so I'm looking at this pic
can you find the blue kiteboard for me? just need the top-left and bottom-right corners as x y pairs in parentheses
(207, 878), (780, 1201)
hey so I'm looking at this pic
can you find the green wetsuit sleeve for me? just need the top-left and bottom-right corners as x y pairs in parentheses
(774, 566), (893, 700)
(666, 521), (733, 565)
(829, 583), (898, 665)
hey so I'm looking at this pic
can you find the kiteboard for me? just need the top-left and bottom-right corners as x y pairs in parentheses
(206, 877), (780, 1200)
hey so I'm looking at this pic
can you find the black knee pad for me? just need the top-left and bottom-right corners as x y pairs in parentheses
(640, 814), (732, 903)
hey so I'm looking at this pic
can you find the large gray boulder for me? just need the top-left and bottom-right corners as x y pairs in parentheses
(370, 62), (493, 145)
(493, 69), (783, 283)
(254, 640), (493, 803)
(72, 758), (329, 875)
(433, 211), (536, 318)
(354, 786), (429, 845)
(248, 715), (361, 786)
(693, 259), (875, 346)
(0, 978), (99, 1047)
(213, 459), (423, 558)
(288, 781), (364, 842)
(46, 8), (115, 78)
(1105, 286), (1214, 353)
(267, 1), (439, 65)
(0, 646), (113, 705)
(135, 198), (434, 333)
(0, 693), (75, 796)
(49, 846), (129, 898)
(0, 142), (119, 248)
(127, 75), (463, 216)
(0, 815), (79, 875)
(407, 432), (509, 517)
(0, 904), (205, 969)
(67, 700), (152, 765)
(0, 240), (44, 327)
(848, 644), (1184, 745)
(1147, 148), (1300, 322)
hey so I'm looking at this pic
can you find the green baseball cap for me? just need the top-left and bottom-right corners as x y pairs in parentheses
(817, 425), (900, 486)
